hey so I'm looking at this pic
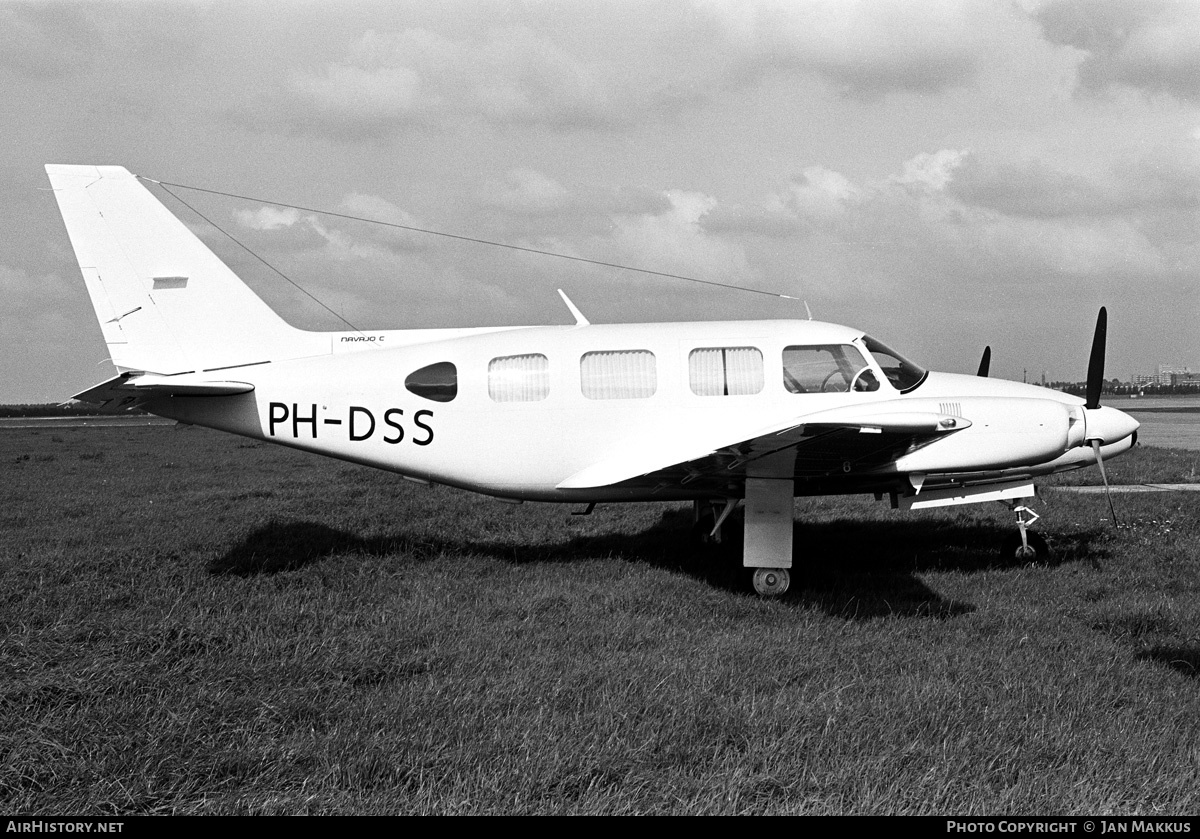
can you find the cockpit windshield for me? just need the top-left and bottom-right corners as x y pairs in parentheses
(861, 336), (927, 393)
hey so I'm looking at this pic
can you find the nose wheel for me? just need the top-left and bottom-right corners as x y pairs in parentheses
(1002, 530), (1050, 562)
(1002, 504), (1052, 563)
(752, 567), (790, 597)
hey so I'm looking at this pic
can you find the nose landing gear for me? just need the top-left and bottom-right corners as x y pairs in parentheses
(1001, 504), (1051, 562)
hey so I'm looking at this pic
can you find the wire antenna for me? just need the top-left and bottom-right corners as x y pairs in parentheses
(149, 180), (365, 334)
(139, 175), (802, 302)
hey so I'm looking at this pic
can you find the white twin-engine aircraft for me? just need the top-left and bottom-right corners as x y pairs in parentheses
(46, 164), (1140, 596)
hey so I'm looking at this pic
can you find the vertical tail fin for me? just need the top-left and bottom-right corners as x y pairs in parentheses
(45, 164), (321, 374)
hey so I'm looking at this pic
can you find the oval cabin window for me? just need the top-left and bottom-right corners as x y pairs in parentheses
(405, 361), (458, 402)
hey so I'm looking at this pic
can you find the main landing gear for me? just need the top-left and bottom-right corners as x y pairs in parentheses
(692, 473), (795, 599)
(1001, 503), (1051, 563)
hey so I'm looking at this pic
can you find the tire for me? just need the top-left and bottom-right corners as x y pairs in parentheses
(752, 567), (790, 597)
(1001, 531), (1051, 563)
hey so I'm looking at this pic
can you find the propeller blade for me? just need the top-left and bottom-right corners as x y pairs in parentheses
(977, 346), (991, 377)
(1091, 439), (1119, 526)
(1085, 307), (1107, 410)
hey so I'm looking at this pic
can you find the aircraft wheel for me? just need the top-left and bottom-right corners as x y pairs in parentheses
(1001, 531), (1051, 563)
(752, 568), (790, 597)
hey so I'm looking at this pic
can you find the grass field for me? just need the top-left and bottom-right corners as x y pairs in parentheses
(2, 425), (1198, 814)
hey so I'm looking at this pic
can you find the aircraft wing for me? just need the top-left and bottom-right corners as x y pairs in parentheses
(73, 372), (255, 413)
(557, 403), (969, 492)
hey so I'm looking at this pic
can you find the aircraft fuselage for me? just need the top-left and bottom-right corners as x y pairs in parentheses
(147, 318), (1136, 503)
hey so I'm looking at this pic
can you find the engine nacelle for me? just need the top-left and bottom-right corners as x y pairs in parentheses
(895, 397), (1073, 473)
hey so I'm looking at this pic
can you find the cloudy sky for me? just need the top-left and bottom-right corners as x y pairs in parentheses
(3, 0), (1198, 402)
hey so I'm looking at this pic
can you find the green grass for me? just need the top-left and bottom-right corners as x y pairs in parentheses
(1042, 445), (1200, 486)
(2, 427), (1198, 814)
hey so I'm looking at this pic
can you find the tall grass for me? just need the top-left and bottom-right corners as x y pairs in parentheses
(2, 427), (1198, 814)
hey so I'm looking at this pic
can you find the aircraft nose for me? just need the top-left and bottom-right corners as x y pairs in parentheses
(1083, 405), (1140, 445)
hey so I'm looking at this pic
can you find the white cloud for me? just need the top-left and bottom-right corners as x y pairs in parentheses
(698, 0), (989, 97)
(234, 206), (303, 231)
(702, 201), (802, 239)
(333, 194), (429, 252)
(782, 166), (864, 220)
(892, 149), (968, 191)
(1035, 0), (1200, 101)
(481, 169), (571, 215)
(230, 206), (327, 255)
(267, 1), (1010, 139)
(950, 146), (1200, 219)
(281, 25), (630, 134)
(232, 194), (430, 257)
(769, 149), (1182, 291)
(5, 1), (1198, 389)
(338, 193), (417, 225)
(608, 190), (751, 281)
(289, 64), (421, 121)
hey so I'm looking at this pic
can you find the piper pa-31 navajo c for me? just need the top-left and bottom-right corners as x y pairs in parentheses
(45, 164), (1140, 596)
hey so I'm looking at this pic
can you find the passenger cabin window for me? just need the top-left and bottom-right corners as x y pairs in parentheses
(489, 354), (550, 402)
(580, 350), (656, 399)
(689, 347), (764, 396)
(405, 361), (458, 402)
(782, 345), (878, 393)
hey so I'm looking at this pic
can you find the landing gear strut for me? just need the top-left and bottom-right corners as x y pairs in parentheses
(1001, 503), (1051, 562)
(744, 474), (795, 598)
(691, 498), (738, 546)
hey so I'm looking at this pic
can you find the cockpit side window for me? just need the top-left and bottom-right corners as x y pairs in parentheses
(782, 345), (878, 393)
(862, 336), (927, 393)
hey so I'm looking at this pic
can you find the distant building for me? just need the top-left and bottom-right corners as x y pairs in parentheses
(1129, 364), (1198, 390)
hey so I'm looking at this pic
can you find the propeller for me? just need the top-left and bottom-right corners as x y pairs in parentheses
(1082, 307), (1118, 525)
(976, 346), (991, 377)
(1085, 306), (1107, 410)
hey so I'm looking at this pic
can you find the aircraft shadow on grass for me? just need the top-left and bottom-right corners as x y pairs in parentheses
(1136, 647), (1200, 680)
(209, 511), (1109, 621)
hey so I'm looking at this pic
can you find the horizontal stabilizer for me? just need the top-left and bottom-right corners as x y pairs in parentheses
(74, 373), (254, 413)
